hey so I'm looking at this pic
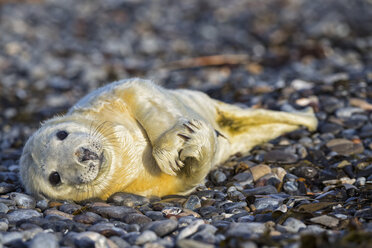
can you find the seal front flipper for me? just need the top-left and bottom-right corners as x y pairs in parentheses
(152, 119), (216, 177)
(116, 79), (216, 177)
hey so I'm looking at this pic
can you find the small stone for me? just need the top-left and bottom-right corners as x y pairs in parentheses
(44, 209), (74, 220)
(177, 239), (214, 248)
(227, 190), (245, 201)
(249, 164), (272, 181)
(232, 172), (254, 186)
(134, 230), (157, 245)
(74, 231), (115, 248)
(320, 123), (343, 135)
(283, 217), (306, 233)
(88, 223), (126, 237)
(177, 219), (204, 240)
(356, 177), (366, 186)
(0, 202), (9, 214)
(7, 209), (42, 223)
(226, 222), (266, 238)
(336, 107), (364, 118)
(59, 203), (81, 214)
(242, 185), (278, 196)
(90, 205), (137, 220)
(36, 199), (49, 211)
(211, 170), (227, 184)
(300, 225), (326, 234)
(264, 150), (298, 164)
(2, 232), (23, 246)
(109, 236), (131, 248)
(0, 182), (15, 194)
(310, 215), (339, 228)
(9, 192), (36, 209)
(107, 192), (149, 207)
(326, 139), (364, 155)
(254, 197), (281, 211)
(272, 167), (287, 181)
(29, 232), (59, 248)
(144, 219), (178, 237)
(0, 219), (9, 231)
(122, 213), (152, 225)
(291, 79), (313, 90)
(144, 211), (165, 221)
(183, 195), (201, 210)
(74, 211), (103, 224)
(190, 224), (217, 244)
(292, 166), (318, 179)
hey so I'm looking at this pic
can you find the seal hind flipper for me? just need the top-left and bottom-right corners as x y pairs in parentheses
(215, 102), (318, 155)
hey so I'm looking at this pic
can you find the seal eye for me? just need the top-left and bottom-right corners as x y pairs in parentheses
(56, 130), (68, 140)
(49, 172), (61, 186)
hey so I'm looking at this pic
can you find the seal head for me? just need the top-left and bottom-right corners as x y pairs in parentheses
(20, 116), (110, 201)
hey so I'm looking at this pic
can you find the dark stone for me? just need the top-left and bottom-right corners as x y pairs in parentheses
(143, 219), (178, 237)
(264, 150), (298, 164)
(107, 192), (149, 207)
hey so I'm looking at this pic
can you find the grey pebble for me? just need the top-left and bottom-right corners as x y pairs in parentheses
(90, 205), (137, 220)
(88, 222), (127, 237)
(243, 185), (278, 196)
(226, 222), (266, 238)
(59, 203), (81, 214)
(232, 172), (254, 186)
(2, 232), (23, 246)
(144, 219), (178, 237)
(177, 239), (214, 248)
(264, 150), (298, 164)
(0, 182), (15, 194)
(123, 213), (152, 225)
(145, 211), (166, 221)
(36, 199), (49, 211)
(7, 209), (42, 223)
(0, 203), (9, 214)
(190, 224), (217, 244)
(0, 219), (8, 231)
(310, 215), (339, 228)
(9, 192), (36, 208)
(282, 217), (307, 233)
(336, 107), (364, 118)
(177, 219), (204, 240)
(254, 197), (281, 211)
(211, 170), (227, 184)
(109, 236), (131, 248)
(183, 195), (201, 210)
(107, 192), (149, 207)
(134, 230), (157, 245)
(74, 211), (103, 224)
(29, 232), (59, 248)
(74, 231), (114, 248)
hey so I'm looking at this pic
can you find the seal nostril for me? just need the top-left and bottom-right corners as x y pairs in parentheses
(79, 148), (99, 162)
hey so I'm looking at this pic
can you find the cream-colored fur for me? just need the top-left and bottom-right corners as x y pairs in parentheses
(20, 78), (317, 201)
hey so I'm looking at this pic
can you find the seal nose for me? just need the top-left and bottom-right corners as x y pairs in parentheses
(77, 147), (99, 162)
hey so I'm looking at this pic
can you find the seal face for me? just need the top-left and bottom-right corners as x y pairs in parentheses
(20, 117), (111, 200)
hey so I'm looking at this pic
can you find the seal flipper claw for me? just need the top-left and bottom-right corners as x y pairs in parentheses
(152, 119), (214, 176)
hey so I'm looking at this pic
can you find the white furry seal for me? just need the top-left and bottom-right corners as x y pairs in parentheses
(20, 78), (317, 201)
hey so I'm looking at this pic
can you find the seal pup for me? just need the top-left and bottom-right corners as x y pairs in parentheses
(20, 78), (317, 201)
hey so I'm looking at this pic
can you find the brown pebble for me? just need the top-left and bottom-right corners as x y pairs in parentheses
(44, 209), (74, 220)
(272, 167), (287, 182)
(249, 164), (272, 181)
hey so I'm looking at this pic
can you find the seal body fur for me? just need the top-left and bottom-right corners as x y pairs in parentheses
(20, 78), (317, 201)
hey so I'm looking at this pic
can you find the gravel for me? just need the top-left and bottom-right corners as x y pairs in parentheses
(1, 0), (372, 247)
